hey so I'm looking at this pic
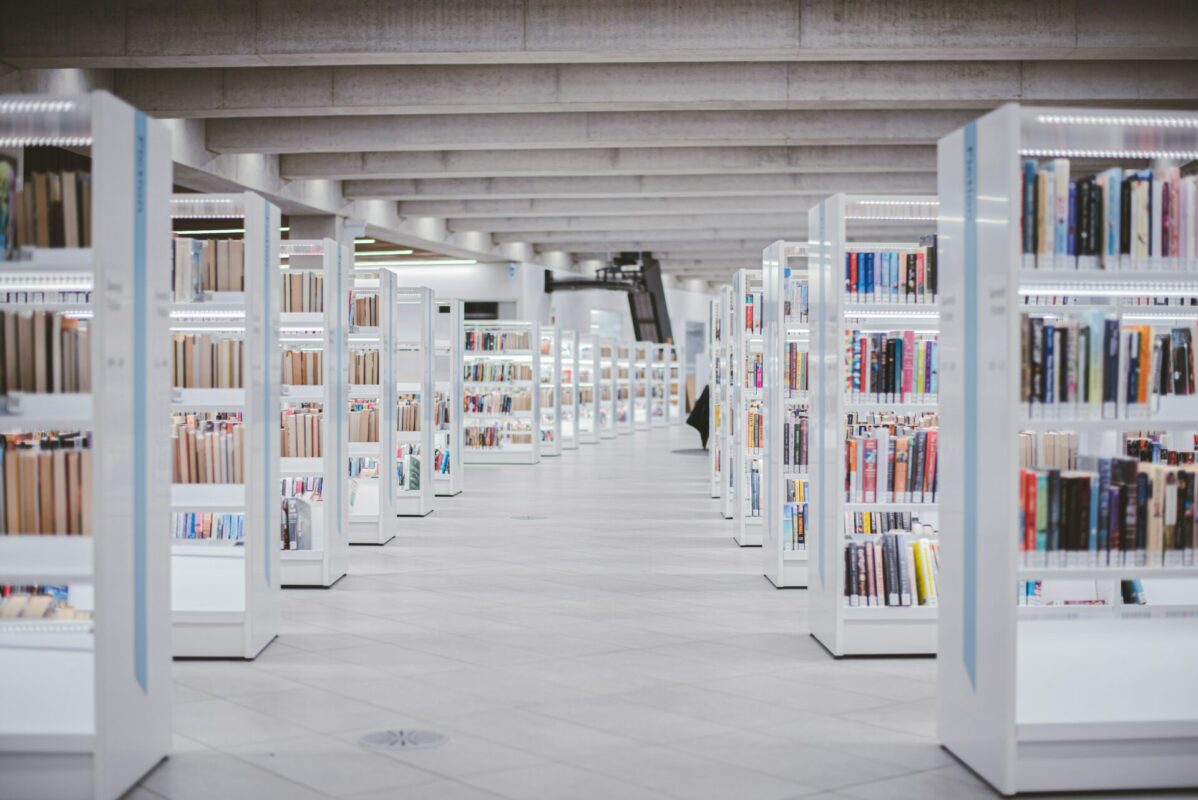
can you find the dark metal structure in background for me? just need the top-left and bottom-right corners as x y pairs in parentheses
(543, 251), (674, 344)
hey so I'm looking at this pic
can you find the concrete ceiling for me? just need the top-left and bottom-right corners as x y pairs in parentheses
(2, 0), (1196, 283)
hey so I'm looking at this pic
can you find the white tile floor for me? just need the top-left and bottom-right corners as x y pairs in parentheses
(133, 425), (1185, 800)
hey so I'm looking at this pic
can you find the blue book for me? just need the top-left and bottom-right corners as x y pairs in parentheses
(1089, 476), (1099, 556)
(1097, 167), (1122, 262)
(1044, 324), (1055, 404)
(1067, 183), (1077, 257)
(1022, 160), (1038, 254)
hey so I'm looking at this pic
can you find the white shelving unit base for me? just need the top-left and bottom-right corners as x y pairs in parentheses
(766, 552), (809, 589)
(813, 608), (937, 658)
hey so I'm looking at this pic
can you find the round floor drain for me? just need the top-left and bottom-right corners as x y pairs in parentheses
(358, 730), (447, 750)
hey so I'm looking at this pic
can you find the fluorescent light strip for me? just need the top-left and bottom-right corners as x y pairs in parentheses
(1122, 313), (1198, 322)
(1033, 114), (1198, 129)
(0, 136), (91, 147)
(355, 259), (477, 268)
(170, 326), (244, 333)
(354, 249), (414, 256)
(0, 99), (78, 113)
(174, 226), (291, 235)
(1020, 148), (1198, 160)
(855, 200), (939, 206)
(170, 309), (245, 320)
(1020, 287), (1198, 298)
(845, 215), (938, 221)
(846, 310), (940, 320)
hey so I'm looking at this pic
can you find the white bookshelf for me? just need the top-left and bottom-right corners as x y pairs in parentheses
(559, 329), (581, 450)
(938, 104), (1198, 795)
(0, 91), (172, 800)
(346, 269), (398, 545)
(278, 238), (349, 587)
(169, 191), (282, 659)
(463, 320), (541, 464)
(763, 241), (811, 588)
(649, 343), (669, 426)
(434, 298), (464, 496)
(538, 324), (563, 457)
(576, 334), (601, 444)
(615, 342), (634, 435)
(732, 269), (764, 547)
(394, 287), (435, 517)
(708, 298), (723, 498)
(633, 341), (651, 430)
(667, 343), (684, 424)
(598, 338), (618, 439)
(807, 193), (940, 656)
(717, 285), (736, 520)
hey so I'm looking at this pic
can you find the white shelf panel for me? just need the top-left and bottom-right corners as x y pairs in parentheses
(280, 384), (323, 401)
(0, 393), (92, 427)
(842, 605), (937, 621)
(171, 387), (245, 410)
(396, 430), (422, 442)
(5, 247), (93, 271)
(170, 483), (246, 510)
(462, 380), (534, 388)
(279, 311), (324, 326)
(1019, 565), (1198, 580)
(845, 400), (938, 412)
(280, 457), (324, 475)
(464, 350), (532, 358)
(0, 535), (93, 584)
(1018, 415), (1197, 432)
(348, 384), (380, 398)
(348, 441), (378, 457)
(843, 501), (938, 511)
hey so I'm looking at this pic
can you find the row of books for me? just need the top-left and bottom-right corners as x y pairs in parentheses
(281, 407), (322, 458)
(347, 457), (378, 479)
(1021, 160), (1198, 270)
(282, 349), (323, 386)
(433, 392), (451, 428)
(845, 329), (938, 403)
(172, 237), (245, 301)
(172, 512), (244, 541)
(464, 422), (534, 448)
(845, 534), (939, 608)
(464, 361), (533, 382)
(1018, 430), (1078, 471)
(745, 352), (763, 390)
(844, 510), (936, 537)
(349, 402), (379, 443)
(0, 433), (92, 535)
(1020, 313), (1195, 410)
(171, 418), (243, 484)
(746, 459), (762, 517)
(783, 477), (809, 550)
(786, 344), (809, 393)
(463, 390), (532, 415)
(432, 447), (450, 475)
(397, 395), (422, 431)
(844, 422), (939, 505)
(1018, 456), (1197, 568)
(349, 350), (379, 385)
(746, 400), (763, 449)
(0, 310), (91, 395)
(1126, 434), (1198, 465)
(844, 243), (937, 304)
(351, 294), (378, 327)
(173, 334), (242, 389)
(396, 444), (421, 490)
(465, 330), (530, 352)
(745, 291), (763, 334)
(0, 290), (90, 304)
(784, 278), (809, 322)
(281, 477), (321, 551)
(783, 409), (809, 473)
(0, 589), (90, 621)
(281, 270), (323, 313)
(6, 167), (92, 252)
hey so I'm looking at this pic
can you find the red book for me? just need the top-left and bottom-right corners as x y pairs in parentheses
(924, 429), (938, 502)
(1021, 469), (1036, 553)
(745, 295), (752, 332)
(862, 438), (878, 504)
(849, 252), (858, 298)
(915, 251), (926, 300)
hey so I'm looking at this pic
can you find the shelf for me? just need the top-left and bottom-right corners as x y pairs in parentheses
(171, 387), (245, 410)
(171, 542), (245, 557)
(348, 384), (380, 398)
(845, 400), (938, 412)
(464, 350), (532, 358)
(279, 311), (324, 326)
(396, 430), (422, 442)
(1019, 565), (1198, 580)
(3, 247), (93, 272)
(843, 302), (940, 316)
(783, 550), (809, 561)
(0, 535), (93, 584)
(843, 604), (938, 620)
(0, 393), (92, 429)
(1018, 414), (1197, 432)
(171, 483), (246, 510)
(462, 380), (534, 388)
(280, 384), (323, 401)
(348, 441), (378, 457)
(843, 501), (938, 511)
(280, 456), (324, 474)
(1019, 269), (1198, 293)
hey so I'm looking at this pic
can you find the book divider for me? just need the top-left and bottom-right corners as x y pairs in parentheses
(668, 343), (684, 424)
(560, 329), (580, 450)
(278, 239), (348, 587)
(709, 298), (723, 497)
(598, 337), (618, 439)
(433, 298), (464, 496)
(346, 268), (397, 544)
(462, 320), (541, 464)
(938, 104), (1198, 795)
(650, 343), (668, 426)
(763, 241), (812, 588)
(0, 91), (172, 800)
(168, 191), (281, 660)
(394, 287), (435, 516)
(807, 194), (940, 656)
(719, 286), (737, 520)
(633, 342), (651, 430)
(733, 269), (764, 546)
(538, 324), (562, 457)
(577, 334), (601, 444)
(615, 342), (633, 435)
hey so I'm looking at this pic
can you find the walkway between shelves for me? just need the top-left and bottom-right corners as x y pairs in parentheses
(148, 425), (982, 800)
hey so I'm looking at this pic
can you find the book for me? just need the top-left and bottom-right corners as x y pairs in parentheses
(0, 433), (91, 535)
(844, 534), (938, 607)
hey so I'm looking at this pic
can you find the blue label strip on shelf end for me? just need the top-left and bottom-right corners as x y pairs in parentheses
(963, 121), (979, 690)
(133, 111), (148, 692)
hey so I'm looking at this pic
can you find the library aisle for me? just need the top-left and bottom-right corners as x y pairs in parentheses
(142, 426), (983, 800)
